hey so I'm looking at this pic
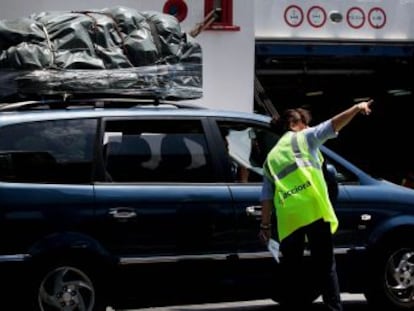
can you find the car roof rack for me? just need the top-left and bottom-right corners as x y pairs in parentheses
(0, 94), (207, 111)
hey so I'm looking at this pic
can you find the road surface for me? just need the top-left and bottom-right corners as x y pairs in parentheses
(112, 294), (375, 311)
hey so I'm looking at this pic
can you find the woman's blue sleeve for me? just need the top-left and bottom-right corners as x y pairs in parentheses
(261, 176), (274, 201)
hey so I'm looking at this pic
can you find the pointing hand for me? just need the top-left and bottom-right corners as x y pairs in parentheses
(357, 99), (373, 115)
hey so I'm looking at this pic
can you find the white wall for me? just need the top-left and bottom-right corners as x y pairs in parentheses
(0, 0), (256, 113)
(181, 1), (255, 112)
(0, 0), (162, 20)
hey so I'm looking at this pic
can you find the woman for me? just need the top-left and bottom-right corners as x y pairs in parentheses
(260, 100), (373, 311)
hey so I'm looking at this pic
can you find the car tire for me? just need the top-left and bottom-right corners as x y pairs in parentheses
(364, 241), (414, 310)
(30, 259), (108, 311)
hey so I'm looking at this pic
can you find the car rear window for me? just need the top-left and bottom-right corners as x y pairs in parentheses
(0, 118), (97, 183)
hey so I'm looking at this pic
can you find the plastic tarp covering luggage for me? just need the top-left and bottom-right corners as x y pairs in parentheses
(0, 6), (202, 100)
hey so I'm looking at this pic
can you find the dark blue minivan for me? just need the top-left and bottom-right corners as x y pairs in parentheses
(0, 98), (413, 311)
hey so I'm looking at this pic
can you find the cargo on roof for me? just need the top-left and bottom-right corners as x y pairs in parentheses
(0, 6), (202, 100)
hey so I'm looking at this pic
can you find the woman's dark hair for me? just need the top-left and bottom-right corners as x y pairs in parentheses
(296, 108), (312, 125)
(270, 107), (312, 132)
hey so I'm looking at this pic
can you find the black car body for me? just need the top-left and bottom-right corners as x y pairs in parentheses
(0, 98), (413, 311)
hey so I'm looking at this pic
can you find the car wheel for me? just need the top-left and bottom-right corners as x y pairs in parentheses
(365, 244), (414, 310)
(32, 261), (107, 311)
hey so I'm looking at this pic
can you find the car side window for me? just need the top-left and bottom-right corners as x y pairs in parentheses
(217, 121), (279, 183)
(323, 155), (359, 185)
(0, 119), (97, 183)
(103, 119), (213, 182)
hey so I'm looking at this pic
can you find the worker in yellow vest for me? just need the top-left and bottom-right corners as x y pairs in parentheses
(260, 100), (373, 311)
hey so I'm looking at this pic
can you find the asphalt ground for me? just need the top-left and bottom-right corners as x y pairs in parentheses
(113, 294), (374, 311)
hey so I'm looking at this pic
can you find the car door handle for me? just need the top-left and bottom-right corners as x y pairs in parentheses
(246, 205), (262, 217)
(109, 207), (137, 220)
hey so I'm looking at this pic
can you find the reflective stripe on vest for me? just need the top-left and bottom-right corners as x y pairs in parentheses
(271, 132), (321, 181)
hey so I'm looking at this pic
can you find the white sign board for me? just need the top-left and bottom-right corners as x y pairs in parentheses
(255, 0), (414, 41)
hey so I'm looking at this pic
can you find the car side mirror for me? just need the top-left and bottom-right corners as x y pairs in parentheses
(326, 163), (338, 180)
(324, 162), (339, 202)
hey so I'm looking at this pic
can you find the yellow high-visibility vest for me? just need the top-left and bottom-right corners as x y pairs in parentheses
(264, 131), (338, 242)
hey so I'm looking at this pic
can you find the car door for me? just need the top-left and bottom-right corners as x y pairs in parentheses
(0, 118), (97, 254)
(321, 146), (373, 249)
(210, 117), (282, 293)
(93, 116), (236, 292)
